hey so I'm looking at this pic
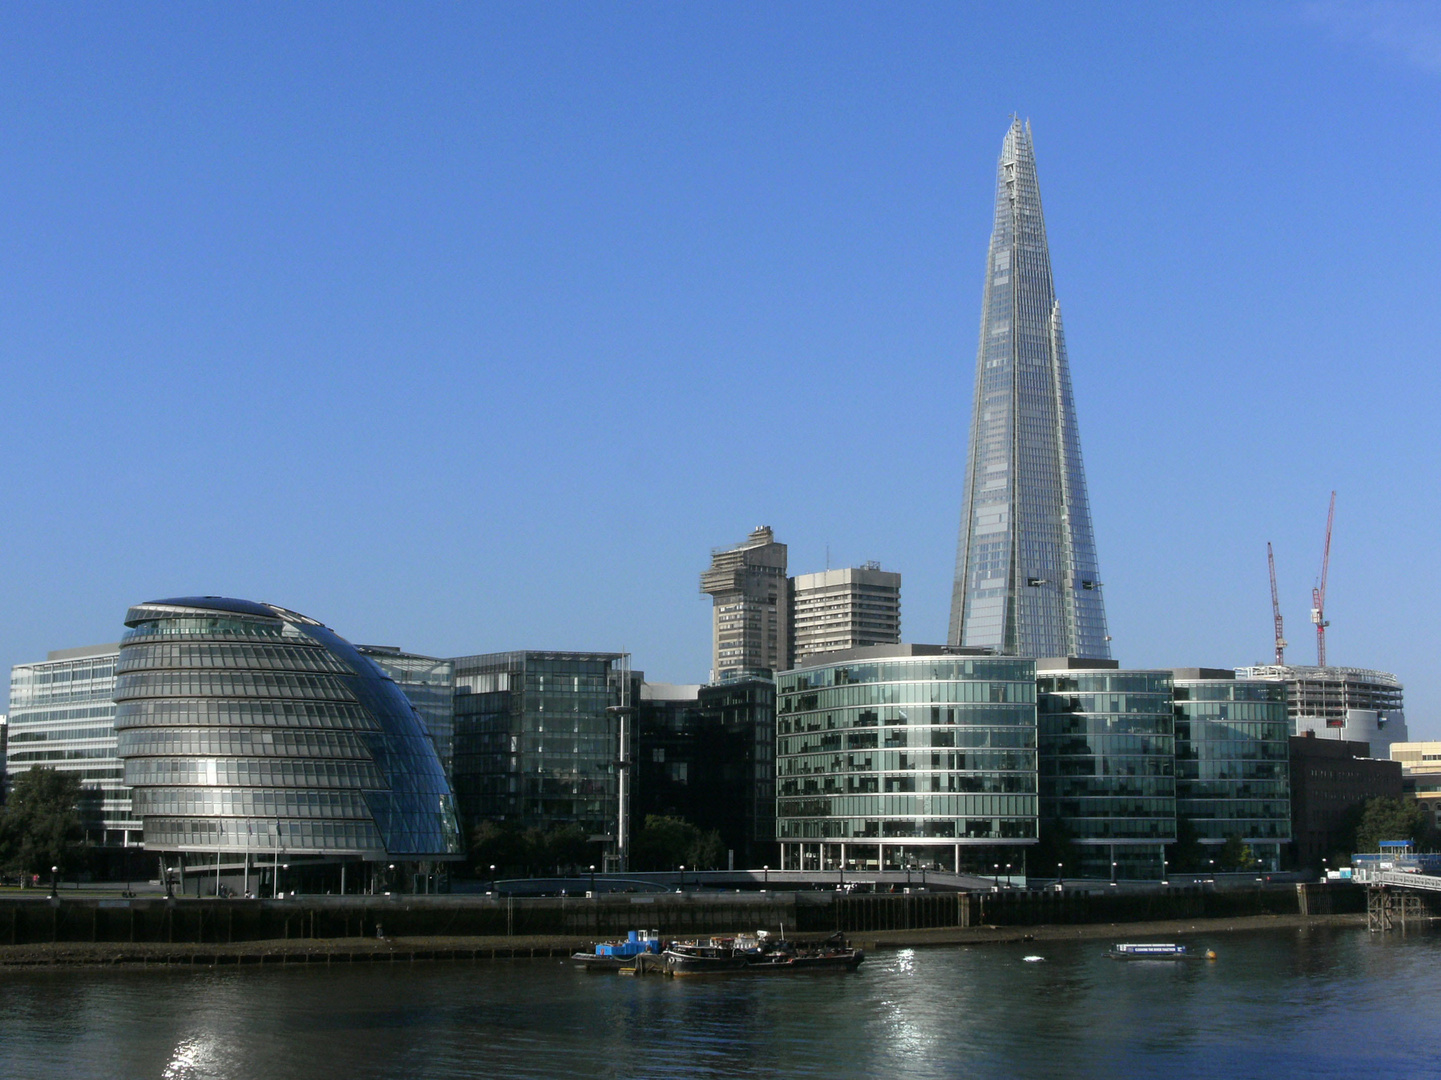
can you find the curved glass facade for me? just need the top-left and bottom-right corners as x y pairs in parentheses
(115, 597), (462, 861)
(776, 648), (1037, 877)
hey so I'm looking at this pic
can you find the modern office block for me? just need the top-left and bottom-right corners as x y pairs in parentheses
(6, 644), (132, 845)
(949, 119), (1109, 660)
(1036, 659), (1175, 880)
(791, 564), (901, 666)
(451, 651), (626, 846)
(357, 646), (455, 778)
(1235, 664), (1406, 759)
(776, 645), (1037, 879)
(1289, 734), (1401, 869)
(1387, 741), (1441, 828)
(114, 597), (461, 891)
(701, 526), (789, 681)
(636, 678), (778, 867)
(1171, 669), (1290, 871)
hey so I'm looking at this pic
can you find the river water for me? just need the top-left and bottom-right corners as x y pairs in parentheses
(0, 925), (1434, 1079)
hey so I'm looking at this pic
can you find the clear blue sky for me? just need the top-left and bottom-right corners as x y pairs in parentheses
(2, 3), (1438, 734)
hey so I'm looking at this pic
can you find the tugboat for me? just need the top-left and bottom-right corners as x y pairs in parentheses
(572, 929), (663, 972)
(659, 932), (864, 976)
(743, 931), (865, 973)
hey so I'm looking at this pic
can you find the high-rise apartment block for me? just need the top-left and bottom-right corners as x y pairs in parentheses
(949, 119), (1109, 660)
(791, 565), (901, 667)
(701, 526), (790, 681)
(702, 527), (900, 678)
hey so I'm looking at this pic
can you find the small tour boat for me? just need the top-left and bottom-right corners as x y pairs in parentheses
(1108, 942), (1215, 961)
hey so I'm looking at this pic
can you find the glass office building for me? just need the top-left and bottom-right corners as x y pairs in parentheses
(949, 119), (1109, 660)
(1172, 669), (1290, 870)
(358, 647), (455, 779)
(1037, 662), (1175, 880)
(451, 651), (626, 842)
(7, 645), (133, 846)
(776, 645), (1037, 879)
(114, 597), (461, 890)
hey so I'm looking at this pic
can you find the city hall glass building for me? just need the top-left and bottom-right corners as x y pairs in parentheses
(949, 119), (1109, 660)
(776, 645), (1037, 879)
(115, 598), (462, 889)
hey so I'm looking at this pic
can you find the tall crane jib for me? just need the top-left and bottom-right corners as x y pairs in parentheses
(1267, 542), (1286, 666)
(1311, 491), (1336, 667)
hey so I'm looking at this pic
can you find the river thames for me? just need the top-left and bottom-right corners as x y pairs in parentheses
(0, 924), (1434, 1079)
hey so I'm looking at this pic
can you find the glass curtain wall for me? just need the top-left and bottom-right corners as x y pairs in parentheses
(776, 652), (1037, 879)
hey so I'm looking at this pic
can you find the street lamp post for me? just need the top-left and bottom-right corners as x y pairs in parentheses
(50, 865), (58, 899)
(589, 864), (596, 896)
(1005, 863), (1012, 889)
(762, 865), (769, 890)
(1111, 860), (1118, 887)
(993, 863), (1000, 889)
(678, 865), (685, 892)
(1057, 861), (1064, 887)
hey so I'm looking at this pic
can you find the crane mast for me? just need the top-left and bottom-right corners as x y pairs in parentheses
(1267, 542), (1286, 665)
(1311, 491), (1335, 666)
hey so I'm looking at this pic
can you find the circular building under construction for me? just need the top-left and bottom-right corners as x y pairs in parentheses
(115, 597), (462, 896)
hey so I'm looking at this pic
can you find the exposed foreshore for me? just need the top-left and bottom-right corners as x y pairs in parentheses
(0, 912), (1377, 968)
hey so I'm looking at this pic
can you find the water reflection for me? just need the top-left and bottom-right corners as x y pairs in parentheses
(0, 928), (1438, 1079)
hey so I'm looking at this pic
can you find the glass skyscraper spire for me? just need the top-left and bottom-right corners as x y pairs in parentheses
(949, 119), (1110, 660)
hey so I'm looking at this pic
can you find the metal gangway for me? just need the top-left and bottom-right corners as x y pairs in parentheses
(1351, 842), (1441, 931)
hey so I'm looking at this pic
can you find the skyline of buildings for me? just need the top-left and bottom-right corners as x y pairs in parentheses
(0, 116), (1421, 883)
(949, 118), (1110, 661)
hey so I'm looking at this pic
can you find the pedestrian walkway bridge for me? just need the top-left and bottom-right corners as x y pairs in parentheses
(1351, 843), (1441, 931)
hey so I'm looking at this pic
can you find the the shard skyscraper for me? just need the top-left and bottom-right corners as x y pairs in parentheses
(948, 119), (1110, 660)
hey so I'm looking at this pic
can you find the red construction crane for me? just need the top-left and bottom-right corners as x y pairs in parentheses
(1267, 542), (1286, 665)
(1311, 491), (1335, 666)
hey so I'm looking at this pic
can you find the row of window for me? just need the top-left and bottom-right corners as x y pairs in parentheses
(117, 641), (348, 676)
(115, 671), (359, 703)
(131, 787), (372, 820)
(116, 699), (380, 731)
(116, 728), (372, 761)
(123, 758), (386, 789)
(779, 793), (1038, 818)
(122, 616), (290, 644)
(141, 816), (385, 853)
(781, 681), (1034, 714)
(780, 704), (1035, 736)
(779, 817), (1037, 840)
(780, 660), (1035, 692)
(782, 772), (1036, 796)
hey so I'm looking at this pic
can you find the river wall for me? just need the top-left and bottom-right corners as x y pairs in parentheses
(0, 883), (1367, 947)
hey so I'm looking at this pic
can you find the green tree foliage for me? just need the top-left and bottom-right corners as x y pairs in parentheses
(470, 821), (599, 877)
(1217, 834), (1255, 872)
(0, 767), (84, 879)
(1166, 814), (1206, 873)
(1352, 797), (1432, 854)
(630, 815), (724, 871)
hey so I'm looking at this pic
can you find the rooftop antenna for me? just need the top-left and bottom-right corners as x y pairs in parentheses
(1311, 492), (1335, 666)
(1267, 542), (1287, 666)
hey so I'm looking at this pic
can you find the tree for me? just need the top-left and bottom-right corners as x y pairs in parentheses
(1353, 797), (1432, 854)
(630, 815), (725, 871)
(470, 821), (529, 877)
(0, 767), (83, 881)
(1166, 814), (1206, 873)
(1218, 834), (1255, 872)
